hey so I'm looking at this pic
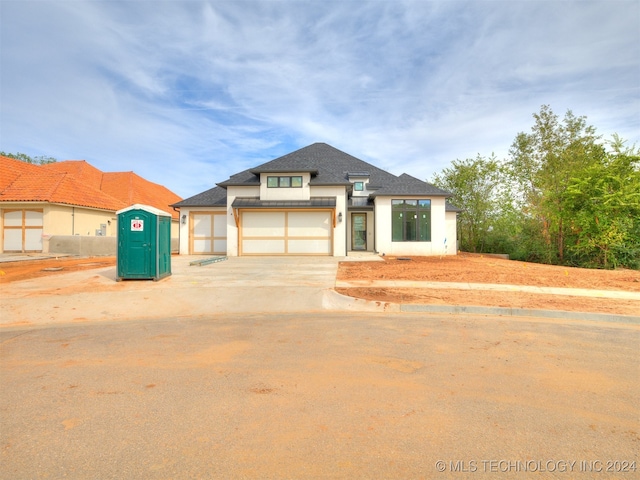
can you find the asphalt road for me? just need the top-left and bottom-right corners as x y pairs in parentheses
(1, 312), (638, 479)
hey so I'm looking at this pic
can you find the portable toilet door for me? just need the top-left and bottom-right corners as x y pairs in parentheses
(116, 204), (172, 281)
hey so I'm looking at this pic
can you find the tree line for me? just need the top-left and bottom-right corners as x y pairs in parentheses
(432, 105), (640, 269)
(1, 151), (57, 164)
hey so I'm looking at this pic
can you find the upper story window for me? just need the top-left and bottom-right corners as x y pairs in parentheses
(392, 199), (431, 242)
(354, 182), (364, 191)
(267, 176), (302, 188)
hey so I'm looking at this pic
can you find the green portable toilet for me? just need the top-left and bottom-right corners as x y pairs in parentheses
(116, 204), (172, 281)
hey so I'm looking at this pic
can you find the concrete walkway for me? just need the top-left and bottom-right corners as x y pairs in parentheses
(335, 279), (640, 301)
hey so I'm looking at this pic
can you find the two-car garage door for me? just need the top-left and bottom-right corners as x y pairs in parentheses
(240, 210), (332, 255)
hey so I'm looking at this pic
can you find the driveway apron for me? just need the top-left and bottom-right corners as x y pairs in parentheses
(0, 256), (342, 327)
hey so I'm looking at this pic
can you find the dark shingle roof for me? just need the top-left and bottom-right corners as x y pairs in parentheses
(172, 185), (227, 207)
(176, 143), (452, 208)
(370, 173), (451, 197)
(446, 201), (463, 212)
(217, 143), (397, 188)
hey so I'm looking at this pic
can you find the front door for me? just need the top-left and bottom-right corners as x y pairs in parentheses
(351, 213), (367, 251)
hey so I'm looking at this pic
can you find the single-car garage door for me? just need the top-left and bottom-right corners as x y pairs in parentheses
(240, 210), (333, 255)
(3, 209), (43, 252)
(190, 212), (227, 254)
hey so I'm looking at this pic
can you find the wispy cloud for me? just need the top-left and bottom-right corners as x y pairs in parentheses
(2, 0), (638, 197)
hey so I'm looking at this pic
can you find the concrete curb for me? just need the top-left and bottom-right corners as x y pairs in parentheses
(325, 290), (640, 324)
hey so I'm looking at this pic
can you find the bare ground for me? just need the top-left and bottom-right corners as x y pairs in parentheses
(1, 253), (639, 316)
(336, 253), (640, 316)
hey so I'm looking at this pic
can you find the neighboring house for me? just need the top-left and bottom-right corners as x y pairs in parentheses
(173, 143), (460, 257)
(0, 156), (182, 253)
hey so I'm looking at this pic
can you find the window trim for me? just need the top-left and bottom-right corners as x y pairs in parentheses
(354, 181), (364, 191)
(267, 175), (303, 188)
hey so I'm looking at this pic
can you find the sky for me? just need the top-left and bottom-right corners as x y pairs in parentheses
(1, 0), (638, 199)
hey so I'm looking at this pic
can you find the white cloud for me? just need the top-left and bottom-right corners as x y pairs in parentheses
(1, 0), (638, 197)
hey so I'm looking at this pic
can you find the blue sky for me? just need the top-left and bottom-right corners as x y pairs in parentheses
(1, 0), (638, 198)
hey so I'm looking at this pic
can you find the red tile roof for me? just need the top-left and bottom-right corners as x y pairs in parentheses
(0, 156), (182, 219)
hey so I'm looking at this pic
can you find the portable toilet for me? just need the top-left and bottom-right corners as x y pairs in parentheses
(116, 204), (172, 281)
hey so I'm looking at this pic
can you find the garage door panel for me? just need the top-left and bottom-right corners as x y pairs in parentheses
(25, 210), (43, 226)
(243, 239), (285, 254)
(213, 214), (227, 234)
(213, 239), (227, 252)
(4, 211), (22, 226)
(288, 239), (331, 254)
(193, 239), (211, 254)
(24, 229), (43, 251)
(3, 229), (22, 251)
(287, 212), (331, 236)
(193, 215), (211, 235)
(242, 212), (285, 237)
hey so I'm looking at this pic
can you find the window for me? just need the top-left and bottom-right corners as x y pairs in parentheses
(392, 199), (431, 242)
(354, 182), (364, 191)
(267, 176), (303, 188)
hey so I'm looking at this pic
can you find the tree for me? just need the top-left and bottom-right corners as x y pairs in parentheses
(0, 151), (57, 164)
(563, 145), (640, 268)
(506, 105), (603, 264)
(432, 154), (504, 253)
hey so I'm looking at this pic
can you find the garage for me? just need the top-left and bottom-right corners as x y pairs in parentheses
(240, 210), (333, 255)
(2, 209), (43, 252)
(190, 211), (227, 255)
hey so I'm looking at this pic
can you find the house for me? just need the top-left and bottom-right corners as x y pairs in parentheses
(173, 143), (459, 257)
(0, 156), (182, 253)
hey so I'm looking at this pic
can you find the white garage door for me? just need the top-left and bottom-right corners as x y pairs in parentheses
(240, 210), (333, 255)
(2, 209), (43, 252)
(190, 212), (227, 254)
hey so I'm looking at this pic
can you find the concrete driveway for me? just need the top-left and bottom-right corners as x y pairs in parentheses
(1, 256), (370, 327)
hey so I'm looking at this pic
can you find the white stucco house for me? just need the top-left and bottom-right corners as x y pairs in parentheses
(172, 143), (460, 257)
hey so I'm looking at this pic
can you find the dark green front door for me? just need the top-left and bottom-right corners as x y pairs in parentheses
(351, 213), (367, 251)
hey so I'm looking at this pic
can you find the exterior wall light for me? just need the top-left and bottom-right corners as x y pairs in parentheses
(181, 214), (187, 225)
(338, 212), (343, 222)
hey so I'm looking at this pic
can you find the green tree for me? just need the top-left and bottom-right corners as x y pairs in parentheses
(432, 154), (504, 253)
(507, 105), (604, 264)
(563, 143), (640, 269)
(1, 151), (57, 164)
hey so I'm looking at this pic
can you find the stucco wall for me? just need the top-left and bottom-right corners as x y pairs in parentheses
(260, 172), (312, 201)
(226, 186), (261, 256)
(374, 196), (453, 256)
(45, 204), (117, 237)
(445, 211), (458, 254)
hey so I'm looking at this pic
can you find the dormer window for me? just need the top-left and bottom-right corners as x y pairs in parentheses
(267, 176), (302, 188)
(354, 182), (364, 191)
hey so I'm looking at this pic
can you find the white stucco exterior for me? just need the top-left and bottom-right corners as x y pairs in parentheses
(374, 196), (453, 256)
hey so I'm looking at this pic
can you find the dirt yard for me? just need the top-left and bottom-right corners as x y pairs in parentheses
(0, 256), (116, 283)
(337, 253), (640, 316)
(1, 253), (639, 316)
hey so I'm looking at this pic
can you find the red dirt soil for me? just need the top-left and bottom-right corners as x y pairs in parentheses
(337, 253), (640, 316)
(0, 256), (116, 283)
